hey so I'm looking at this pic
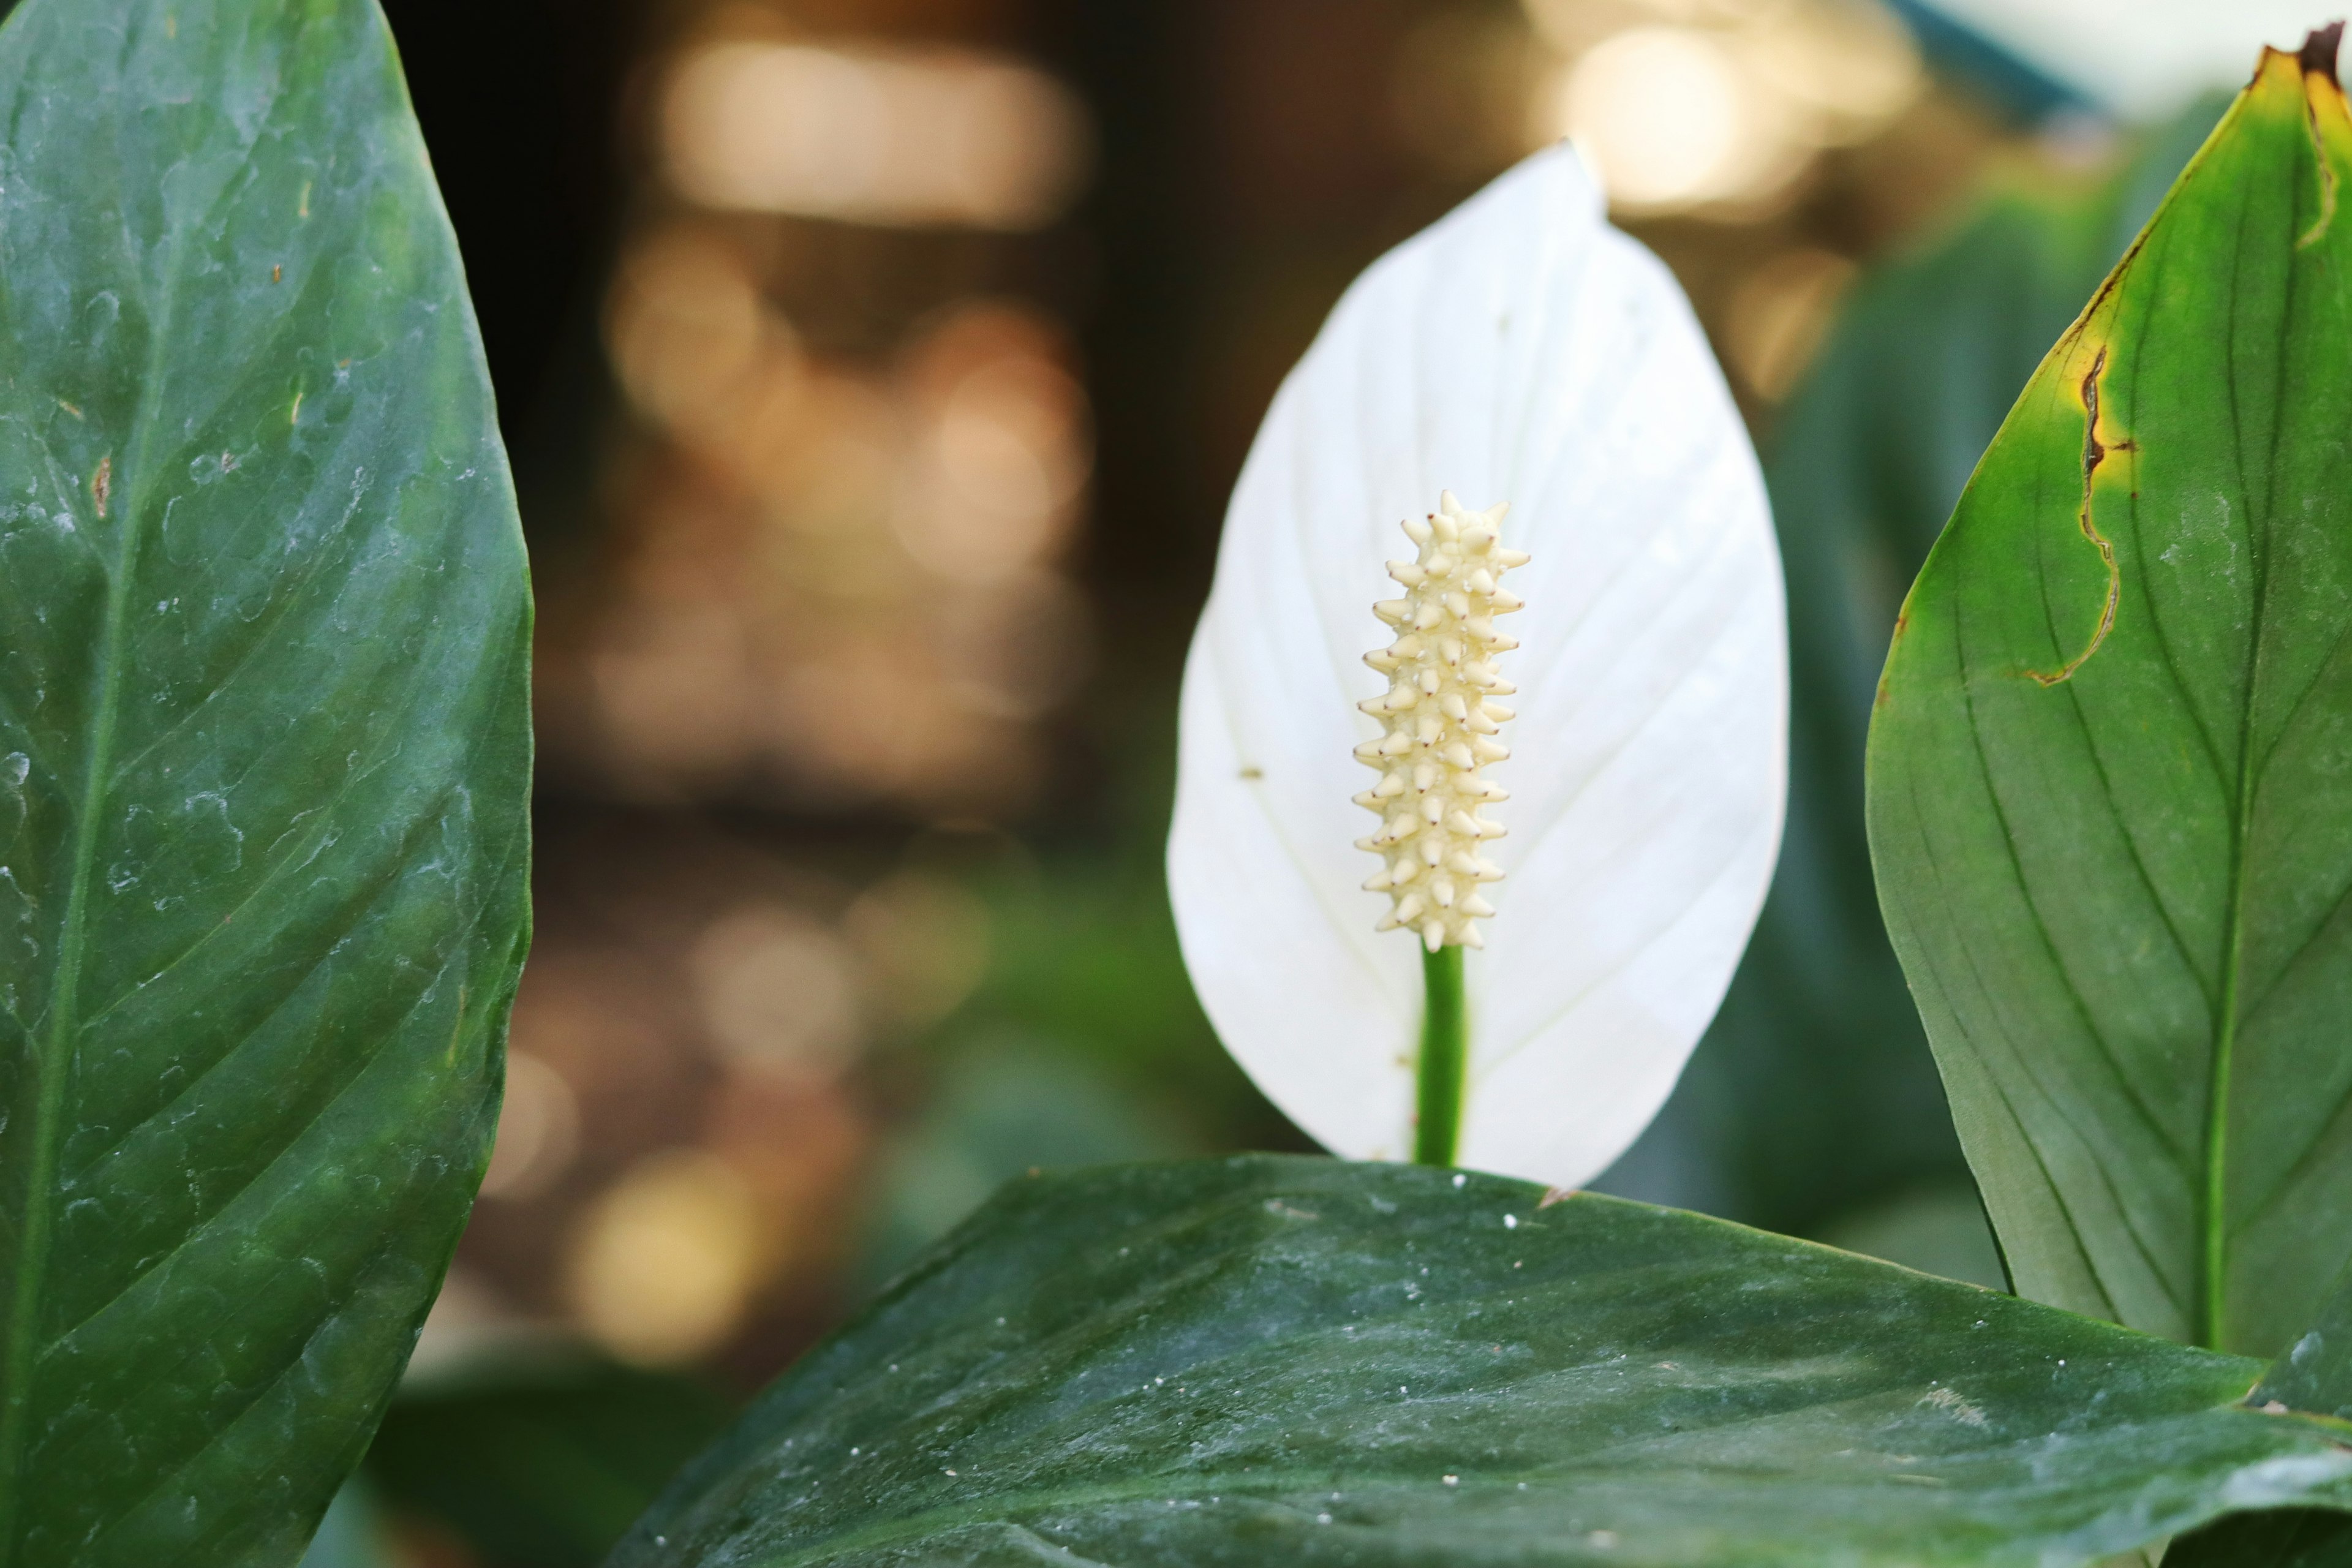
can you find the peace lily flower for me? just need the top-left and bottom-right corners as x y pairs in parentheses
(1167, 145), (1787, 1188)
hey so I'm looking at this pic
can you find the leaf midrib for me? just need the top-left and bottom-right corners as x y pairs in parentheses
(2203, 731), (2260, 1354)
(0, 235), (183, 1560)
(2196, 113), (2320, 1354)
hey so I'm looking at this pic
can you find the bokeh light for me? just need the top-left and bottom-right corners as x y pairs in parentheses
(477, 1052), (583, 1202)
(663, 41), (1092, 230)
(572, 276), (1095, 813)
(564, 1150), (769, 1365)
(692, 905), (865, 1084)
(1526, 0), (1921, 216)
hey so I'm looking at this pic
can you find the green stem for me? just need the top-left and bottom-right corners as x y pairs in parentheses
(1414, 944), (1466, 1166)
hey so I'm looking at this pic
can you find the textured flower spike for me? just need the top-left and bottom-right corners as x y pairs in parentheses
(1354, 492), (1526, 951)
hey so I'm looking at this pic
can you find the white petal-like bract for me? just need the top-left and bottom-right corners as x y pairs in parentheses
(1167, 145), (1786, 1188)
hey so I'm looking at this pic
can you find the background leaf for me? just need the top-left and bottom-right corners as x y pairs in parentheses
(1866, 42), (2352, 1355)
(1608, 99), (2226, 1242)
(0, 0), (532, 1562)
(2171, 1513), (2352, 1568)
(614, 1155), (2352, 1568)
(361, 1355), (729, 1568)
(2168, 1264), (2352, 1566)
(292, 1481), (398, 1568)
(2252, 1261), (2352, 1423)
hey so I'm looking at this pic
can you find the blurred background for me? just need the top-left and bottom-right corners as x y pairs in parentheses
(309, 0), (2329, 1561)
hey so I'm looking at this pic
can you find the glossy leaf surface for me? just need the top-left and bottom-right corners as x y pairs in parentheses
(616, 1156), (2352, 1568)
(0, 0), (532, 1562)
(1868, 40), (2352, 1355)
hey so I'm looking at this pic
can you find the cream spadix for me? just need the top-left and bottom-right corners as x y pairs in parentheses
(1354, 491), (1523, 952)
(1167, 145), (1787, 1188)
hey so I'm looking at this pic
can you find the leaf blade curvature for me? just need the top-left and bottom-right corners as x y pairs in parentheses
(1868, 36), (2352, 1357)
(0, 0), (532, 1562)
(614, 1156), (2352, 1568)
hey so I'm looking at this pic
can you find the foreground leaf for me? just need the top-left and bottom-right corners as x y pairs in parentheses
(0, 0), (532, 1562)
(613, 1156), (2352, 1568)
(1866, 36), (2352, 1355)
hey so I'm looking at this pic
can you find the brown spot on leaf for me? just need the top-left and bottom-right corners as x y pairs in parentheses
(89, 456), (108, 519)
(1874, 610), (1910, 707)
(2026, 347), (2130, 687)
(2303, 23), (2344, 83)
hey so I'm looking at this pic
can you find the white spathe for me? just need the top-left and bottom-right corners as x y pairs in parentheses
(1166, 145), (1787, 1188)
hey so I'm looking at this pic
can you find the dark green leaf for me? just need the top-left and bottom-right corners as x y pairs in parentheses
(615, 1156), (2352, 1568)
(1866, 41), (2352, 1355)
(0, 0), (532, 1562)
(2172, 1510), (2352, 1568)
(856, 1042), (1188, 1293)
(364, 1355), (731, 1568)
(1811, 1182), (2006, 1289)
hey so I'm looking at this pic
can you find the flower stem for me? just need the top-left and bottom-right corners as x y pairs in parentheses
(1414, 944), (1466, 1166)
